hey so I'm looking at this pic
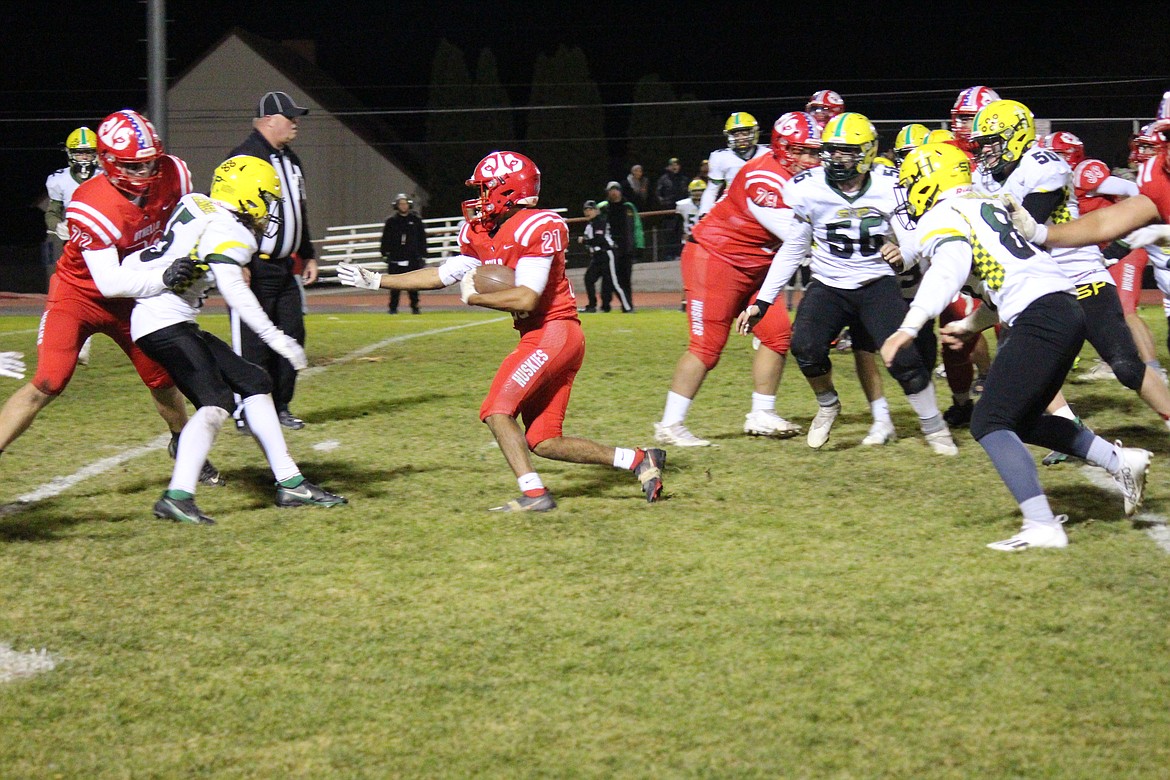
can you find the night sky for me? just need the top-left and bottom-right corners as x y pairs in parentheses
(3, 0), (1167, 242)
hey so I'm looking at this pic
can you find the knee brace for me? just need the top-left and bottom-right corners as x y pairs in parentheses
(791, 330), (831, 378)
(888, 349), (931, 395)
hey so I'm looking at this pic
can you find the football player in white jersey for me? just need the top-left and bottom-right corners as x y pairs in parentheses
(127, 156), (346, 524)
(969, 100), (1170, 427)
(741, 113), (957, 454)
(45, 127), (102, 366)
(698, 112), (769, 215)
(881, 143), (1150, 550)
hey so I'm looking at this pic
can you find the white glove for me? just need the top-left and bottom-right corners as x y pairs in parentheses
(0, 352), (25, 380)
(1120, 225), (1170, 250)
(459, 267), (478, 304)
(1001, 193), (1046, 244)
(269, 333), (308, 371)
(337, 263), (383, 290)
(53, 222), (70, 241)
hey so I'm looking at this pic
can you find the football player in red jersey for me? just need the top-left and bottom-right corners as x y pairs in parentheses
(950, 86), (1000, 153)
(806, 90), (845, 129)
(654, 112), (822, 446)
(0, 110), (219, 481)
(337, 152), (665, 511)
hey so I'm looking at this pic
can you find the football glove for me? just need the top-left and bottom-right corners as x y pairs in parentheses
(1001, 193), (1046, 244)
(0, 351), (25, 380)
(162, 256), (200, 294)
(337, 263), (382, 290)
(1120, 225), (1170, 250)
(459, 267), (478, 304)
(53, 222), (70, 241)
(269, 333), (308, 371)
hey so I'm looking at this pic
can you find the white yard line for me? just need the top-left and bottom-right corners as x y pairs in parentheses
(0, 329), (39, 338)
(1079, 465), (1170, 554)
(0, 318), (506, 517)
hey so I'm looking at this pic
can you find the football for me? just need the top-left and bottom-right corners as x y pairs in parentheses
(474, 263), (516, 294)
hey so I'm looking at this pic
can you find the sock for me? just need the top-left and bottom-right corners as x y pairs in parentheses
(661, 391), (692, 426)
(242, 394), (300, 483)
(907, 384), (945, 433)
(278, 475), (306, 488)
(1086, 437), (1122, 473)
(870, 397), (891, 424)
(614, 448), (638, 470)
(815, 390), (839, 407)
(1019, 495), (1059, 528)
(952, 391), (971, 407)
(164, 489), (194, 501)
(1051, 404), (1077, 421)
(978, 429), (1046, 505)
(518, 472), (545, 495)
(167, 406), (229, 495)
(751, 393), (775, 414)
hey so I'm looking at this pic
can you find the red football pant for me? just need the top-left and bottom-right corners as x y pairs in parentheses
(938, 293), (982, 393)
(33, 276), (173, 396)
(480, 319), (585, 449)
(1108, 248), (1148, 315)
(681, 241), (791, 370)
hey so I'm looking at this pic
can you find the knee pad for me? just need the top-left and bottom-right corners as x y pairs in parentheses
(888, 351), (931, 395)
(1112, 357), (1146, 391)
(195, 405), (231, 431)
(791, 331), (830, 378)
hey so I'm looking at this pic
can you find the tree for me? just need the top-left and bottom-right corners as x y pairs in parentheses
(424, 40), (475, 216)
(627, 76), (716, 189)
(472, 49), (515, 153)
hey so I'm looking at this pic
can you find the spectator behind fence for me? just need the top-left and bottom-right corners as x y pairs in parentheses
(229, 90), (316, 431)
(655, 157), (690, 262)
(623, 164), (650, 210)
(598, 182), (642, 313)
(380, 193), (427, 314)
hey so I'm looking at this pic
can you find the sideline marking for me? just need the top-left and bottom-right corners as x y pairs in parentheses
(0, 644), (56, 683)
(0, 318), (506, 516)
(1079, 465), (1170, 554)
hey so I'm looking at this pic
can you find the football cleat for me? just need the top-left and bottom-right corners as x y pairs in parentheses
(1042, 450), (1069, 466)
(987, 520), (1069, 552)
(278, 410), (306, 430)
(634, 448), (666, 503)
(77, 337), (93, 367)
(489, 491), (557, 512)
(744, 410), (802, 438)
(925, 428), (960, 456)
(943, 401), (974, 428)
(167, 434), (226, 487)
(806, 401), (841, 449)
(275, 480), (347, 508)
(861, 420), (897, 446)
(653, 421), (711, 447)
(152, 495), (216, 525)
(1111, 442), (1151, 517)
(1080, 359), (1116, 382)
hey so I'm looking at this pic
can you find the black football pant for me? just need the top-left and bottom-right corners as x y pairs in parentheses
(231, 270), (304, 413)
(138, 322), (272, 412)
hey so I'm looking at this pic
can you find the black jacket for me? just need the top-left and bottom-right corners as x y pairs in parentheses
(380, 211), (427, 265)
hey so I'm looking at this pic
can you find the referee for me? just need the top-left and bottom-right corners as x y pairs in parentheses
(229, 91), (317, 430)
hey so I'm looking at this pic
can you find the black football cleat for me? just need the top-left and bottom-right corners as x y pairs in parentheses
(153, 495), (216, 525)
(275, 480), (347, 508)
(634, 448), (666, 503)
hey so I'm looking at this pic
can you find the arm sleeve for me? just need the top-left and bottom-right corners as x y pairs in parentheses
(1097, 176), (1140, 198)
(437, 254), (481, 286)
(901, 239), (974, 331)
(745, 202), (797, 242)
(1022, 189), (1066, 224)
(86, 247), (168, 299)
(45, 200), (64, 231)
(756, 220), (813, 304)
(514, 256), (553, 295)
(214, 263), (283, 344)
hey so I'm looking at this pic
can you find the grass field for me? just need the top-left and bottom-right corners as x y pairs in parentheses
(1, 307), (1169, 778)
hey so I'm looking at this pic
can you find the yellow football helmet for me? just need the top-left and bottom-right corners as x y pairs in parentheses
(210, 155), (282, 235)
(65, 126), (98, 178)
(687, 178), (706, 197)
(724, 112), (760, 152)
(893, 124), (930, 165)
(970, 99), (1035, 176)
(819, 112), (878, 182)
(926, 128), (956, 144)
(895, 142), (973, 226)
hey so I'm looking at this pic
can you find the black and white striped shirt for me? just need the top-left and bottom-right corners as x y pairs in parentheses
(228, 130), (314, 267)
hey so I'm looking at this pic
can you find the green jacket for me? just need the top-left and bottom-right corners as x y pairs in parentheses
(598, 199), (644, 251)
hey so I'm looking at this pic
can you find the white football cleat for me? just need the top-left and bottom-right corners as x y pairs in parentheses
(744, 410), (801, 438)
(925, 428), (959, 456)
(654, 421), (711, 447)
(1080, 359), (1116, 382)
(1111, 441), (1151, 517)
(806, 401), (841, 449)
(861, 420), (896, 446)
(987, 519), (1069, 552)
(77, 336), (93, 367)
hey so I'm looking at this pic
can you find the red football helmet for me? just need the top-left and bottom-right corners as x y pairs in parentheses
(805, 90), (844, 128)
(1047, 131), (1085, 166)
(462, 151), (541, 228)
(770, 111), (822, 173)
(96, 110), (164, 196)
(950, 86), (1000, 150)
(1131, 122), (1164, 166)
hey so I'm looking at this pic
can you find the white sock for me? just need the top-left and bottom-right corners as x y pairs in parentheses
(518, 472), (544, 492)
(242, 394), (300, 483)
(168, 406), (229, 494)
(907, 383), (941, 420)
(1051, 404), (1077, 421)
(751, 393), (775, 414)
(870, 396), (891, 424)
(661, 391), (692, 426)
(1020, 495), (1059, 528)
(613, 448), (637, 470)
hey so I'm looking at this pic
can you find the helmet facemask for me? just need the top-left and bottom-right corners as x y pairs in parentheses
(821, 142), (871, 183)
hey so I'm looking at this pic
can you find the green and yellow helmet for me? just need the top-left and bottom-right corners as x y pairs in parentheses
(64, 127), (98, 178)
(687, 178), (706, 195)
(210, 155), (282, 236)
(893, 123), (930, 165)
(970, 99), (1035, 176)
(819, 112), (879, 182)
(724, 111), (760, 152)
(895, 142), (973, 226)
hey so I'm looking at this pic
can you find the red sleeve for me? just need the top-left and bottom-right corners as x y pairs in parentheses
(1138, 157), (1170, 222)
(1073, 160), (1110, 194)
